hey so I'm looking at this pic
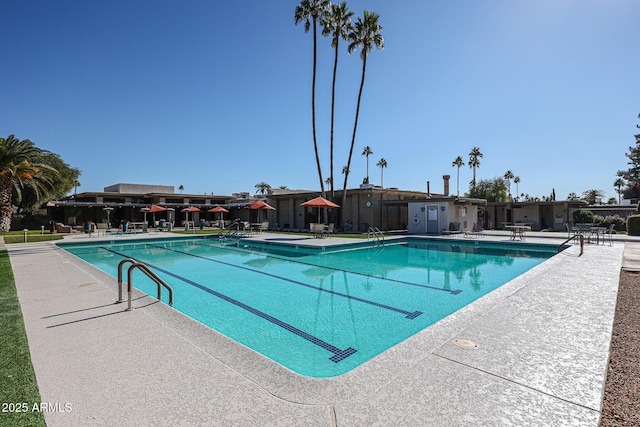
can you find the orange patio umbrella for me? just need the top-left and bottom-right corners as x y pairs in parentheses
(140, 204), (167, 224)
(247, 200), (275, 221)
(301, 196), (340, 222)
(208, 206), (229, 225)
(181, 206), (202, 226)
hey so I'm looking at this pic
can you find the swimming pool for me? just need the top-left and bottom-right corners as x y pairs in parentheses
(59, 236), (561, 377)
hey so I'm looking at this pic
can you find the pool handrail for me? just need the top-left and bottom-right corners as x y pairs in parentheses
(367, 227), (385, 244)
(116, 258), (174, 310)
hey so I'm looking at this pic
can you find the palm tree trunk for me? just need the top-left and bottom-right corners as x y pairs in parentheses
(456, 166), (460, 196)
(329, 37), (340, 200)
(0, 178), (14, 232)
(311, 16), (325, 198)
(341, 52), (368, 221)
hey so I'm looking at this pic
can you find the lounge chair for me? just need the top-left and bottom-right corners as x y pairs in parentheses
(55, 223), (72, 233)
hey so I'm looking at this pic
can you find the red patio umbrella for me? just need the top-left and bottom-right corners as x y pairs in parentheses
(141, 204), (167, 225)
(208, 206), (229, 227)
(301, 196), (340, 223)
(247, 200), (275, 222)
(181, 206), (202, 228)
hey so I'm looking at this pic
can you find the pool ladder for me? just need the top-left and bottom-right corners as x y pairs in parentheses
(367, 227), (385, 244)
(116, 258), (174, 311)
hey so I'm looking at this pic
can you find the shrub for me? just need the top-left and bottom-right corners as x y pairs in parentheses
(573, 209), (595, 224)
(627, 214), (640, 236)
(597, 214), (626, 232)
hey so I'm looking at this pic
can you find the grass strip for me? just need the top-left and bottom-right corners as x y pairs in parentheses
(0, 250), (46, 427)
(3, 235), (63, 244)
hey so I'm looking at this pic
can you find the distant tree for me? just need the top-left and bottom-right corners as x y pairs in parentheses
(361, 146), (373, 182)
(73, 179), (80, 196)
(614, 177), (625, 204)
(278, 185), (289, 189)
(451, 156), (464, 196)
(178, 185), (184, 193)
(255, 181), (271, 196)
(607, 197), (617, 205)
(295, 0), (330, 198)
(376, 157), (388, 187)
(321, 1), (353, 199)
(513, 176), (521, 201)
(468, 147), (483, 190)
(582, 189), (604, 205)
(551, 188), (556, 201)
(0, 135), (61, 231)
(466, 177), (507, 202)
(504, 170), (514, 200)
(617, 113), (640, 199)
(325, 177), (332, 187)
(567, 192), (580, 201)
(341, 10), (384, 212)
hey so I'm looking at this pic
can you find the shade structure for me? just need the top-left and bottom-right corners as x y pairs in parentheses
(247, 200), (275, 222)
(181, 206), (202, 229)
(301, 196), (340, 223)
(247, 200), (276, 210)
(141, 204), (166, 225)
(300, 197), (340, 209)
(208, 206), (229, 213)
(208, 206), (229, 228)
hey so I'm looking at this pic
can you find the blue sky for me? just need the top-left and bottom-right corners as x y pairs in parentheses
(2, 0), (639, 201)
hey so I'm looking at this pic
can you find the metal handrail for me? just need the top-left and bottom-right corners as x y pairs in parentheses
(558, 234), (584, 256)
(367, 227), (385, 243)
(116, 258), (174, 310)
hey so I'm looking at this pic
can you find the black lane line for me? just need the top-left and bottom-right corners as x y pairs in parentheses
(146, 243), (423, 320)
(102, 247), (356, 363)
(200, 238), (462, 295)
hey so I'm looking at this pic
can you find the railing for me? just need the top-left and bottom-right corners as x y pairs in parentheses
(367, 227), (385, 244)
(558, 234), (584, 256)
(116, 258), (174, 311)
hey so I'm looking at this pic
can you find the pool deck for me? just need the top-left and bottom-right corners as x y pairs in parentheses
(6, 230), (632, 426)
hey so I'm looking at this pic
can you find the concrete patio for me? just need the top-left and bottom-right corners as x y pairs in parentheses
(7, 230), (629, 426)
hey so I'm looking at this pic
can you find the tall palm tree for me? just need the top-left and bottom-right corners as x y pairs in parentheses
(614, 178), (625, 204)
(178, 185), (184, 193)
(341, 10), (384, 212)
(321, 2), (353, 199)
(295, 0), (330, 198)
(504, 170), (514, 200)
(451, 156), (464, 196)
(468, 147), (483, 190)
(254, 181), (271, 196)
(361, 146), (373, 182)
(514, 176), (521, 201)
(376, 158), (388, 188)
(0, 135), (57, 232)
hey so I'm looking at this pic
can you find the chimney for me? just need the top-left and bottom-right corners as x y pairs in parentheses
(426, 181), (431, 198)
(443, 175), (450, 197)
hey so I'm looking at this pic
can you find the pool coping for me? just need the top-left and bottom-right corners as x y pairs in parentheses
(8, 231), (624, 426)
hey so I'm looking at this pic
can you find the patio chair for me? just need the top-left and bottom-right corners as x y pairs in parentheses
(605, 224), (615, 246)
(322, 223), (334, 238)
(259, 221), (269, 233)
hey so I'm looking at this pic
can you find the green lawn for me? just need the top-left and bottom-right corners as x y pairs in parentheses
(0, 250), (46, 427)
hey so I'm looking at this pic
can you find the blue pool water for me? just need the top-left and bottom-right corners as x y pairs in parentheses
(59, 237), (560, 377)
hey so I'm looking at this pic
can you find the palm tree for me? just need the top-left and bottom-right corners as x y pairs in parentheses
(254, 181), (271, 196)
(321, 2), (353, 199)
(0, 135), (57, 232)
(514, 176), (521, 201)
(178, 185), (184, 193)
(582, 189), (604, 205)
(614, 178), (625, 204)
(451, 156), (464, 196)
(295, 0), (330, 198)
(376, 158), (388, 187)
(361, 146), (373, 182)
(341, 10), (384, 212)
(504, 170), (514, 200)
(468, 147), (483, 190)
